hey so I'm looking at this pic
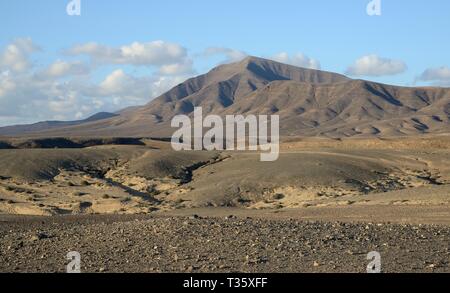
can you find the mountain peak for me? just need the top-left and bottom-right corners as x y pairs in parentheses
(236, 55), (295, 71)
(239, 55), (266, 64)
(2, 56), (450, 139)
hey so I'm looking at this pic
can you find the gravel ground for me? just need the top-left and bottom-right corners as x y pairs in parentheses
(0, 215), (449, 273)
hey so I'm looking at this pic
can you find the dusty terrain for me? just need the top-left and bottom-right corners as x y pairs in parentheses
(1, 137), (450, 216)
(1, 213), (449, 273)
(1, 137), (450, 273)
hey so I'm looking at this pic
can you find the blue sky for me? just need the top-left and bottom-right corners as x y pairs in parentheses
(0, 0), (450, 125)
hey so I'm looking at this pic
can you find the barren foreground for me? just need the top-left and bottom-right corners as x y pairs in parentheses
(0, 213), (449, 273)
(1, 137), (450, 273)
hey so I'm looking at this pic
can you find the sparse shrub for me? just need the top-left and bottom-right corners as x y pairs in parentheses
(72, 191), (87, 197)
(80, 180), (90, 186)
(79, 202), (92, 209)
(236, 198), (251, 204)
(272, 193), (285, 200)
(122, 197), (132, 203)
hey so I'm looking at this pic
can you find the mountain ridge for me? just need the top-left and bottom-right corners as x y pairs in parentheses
(0, 112), (119, 137)
(1, 56), (450, 138)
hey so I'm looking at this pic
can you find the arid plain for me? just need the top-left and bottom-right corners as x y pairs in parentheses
(1, 136), (450, 218)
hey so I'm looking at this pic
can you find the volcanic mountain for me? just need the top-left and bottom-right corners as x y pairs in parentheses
(1, 56), (450, 138)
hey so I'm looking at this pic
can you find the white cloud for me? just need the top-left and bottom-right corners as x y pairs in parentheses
(67, 40), (193, 75)
(0, 39), (196, 126)
(120, 41), (186, 65)
(41, 60), (90, 78)
(203, 47), (248, 63)
(0, 38), (40, 73)
(346, 54), (407, 77)
(95, 69), (151, 98)
(418, 66), (450, 85)
(2, 72), (165, 126)
(0, 70), (95, 123)
(271, 52), (321, 69)
(0, 73), (16, 97)
(0, 66), (190, 126)
(101, 70), (128, 92)
(159, 59), (193, 75)
(47, 92), (80, 115)
(90, 69), (189, 105)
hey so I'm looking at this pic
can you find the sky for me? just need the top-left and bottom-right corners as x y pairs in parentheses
(0, 0), (450, 126)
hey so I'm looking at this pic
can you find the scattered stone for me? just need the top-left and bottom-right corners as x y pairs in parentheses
(0, 216), (449, 273)
(30, 232), (50, 241)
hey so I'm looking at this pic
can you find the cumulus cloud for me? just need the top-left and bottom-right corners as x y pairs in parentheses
(0, 72), (15, 97)
(0, 69), (93, 122)
(0, 38), (40, 73)
(92, 69), (189, 103)
(0, 38), (196, 126)
(158, 59), (193, 75)
(67, 40), (193, 75)
(98, 70), (132, 95)
(40, 60), (90, 78)
(271, 52), (321, 69)
(0, 67), (187, 125)
(417, 66), (450, 85)
(345, 54), (407, 77)
(92, 69), (153, 101)
(202, 47), (248, 63)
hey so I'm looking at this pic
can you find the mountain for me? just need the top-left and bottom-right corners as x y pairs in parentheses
(1, 56), (450, 138)
(0, 112), (118, 136)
